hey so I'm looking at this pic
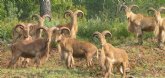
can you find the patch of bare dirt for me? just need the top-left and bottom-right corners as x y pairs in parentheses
(0, 44), (165, 77)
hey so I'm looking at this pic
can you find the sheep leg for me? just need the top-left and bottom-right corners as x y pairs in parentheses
(16, 57), (23, 67)
(34, 57), (40, 68)
(69, 50), (74, 68)
(104, 63), (113, 78)
(20, 57), (28, 67)
(66, 52), (73, 68)
(22, 58), (30, 67)
(101, 60), (106, 71)
(34, 53), (41, 68)
(158, 30), (165, 49)
(21, 58), (26, 67)
(70, 55), (75, 68)
(100, 50), (106, 71)
(86, 55), (93, 67)
(158, 29), (163, 48)
(61, 51), (67, 61)
(122, 62), (127, 78)
(8, 53), (20, 68)
(57, 44), (61, 53)
(138, 34), (143, 45)
(68, 55), (72, 68)
(99, 55), (106, 76)
(65, 52), (68, 66)
(136, 27), (143, 45)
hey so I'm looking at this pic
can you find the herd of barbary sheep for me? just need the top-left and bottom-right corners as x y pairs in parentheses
(7, 3), (165, 78)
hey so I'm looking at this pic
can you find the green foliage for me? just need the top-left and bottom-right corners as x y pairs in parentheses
(0, 1), (164, 77)
(0, 18), (19, 42)
(0, 0), (164, 42)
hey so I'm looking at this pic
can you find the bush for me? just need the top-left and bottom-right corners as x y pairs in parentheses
(0, 18), (19, 42)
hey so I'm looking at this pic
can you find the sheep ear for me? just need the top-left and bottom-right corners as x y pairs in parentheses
(129, 5), (139, 10)
(93, 32), (101, 38)
(64, 13), (71, 18)
(102, 30), (112, 38)
(61, 29), (70, 36)
(75, 10), (84, 18)
(60, 27), (70, 35)
(30, 26), (34, 31)
(64, 10), (73, 18)
(77, 13), (83, 19)
(19, 26), (24, 30)
(147, 7), (157, 16)
(42, 14), (51, 21)
(159, 7), (165, 13)
(120, 4), (128, 12)
(32, 14), (40, 20)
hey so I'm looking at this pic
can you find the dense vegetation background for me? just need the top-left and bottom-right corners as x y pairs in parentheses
(0, 0), (164, 43)
(0, 0), (165, 78)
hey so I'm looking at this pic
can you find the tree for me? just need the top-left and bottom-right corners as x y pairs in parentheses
(39, 0), (51, 16)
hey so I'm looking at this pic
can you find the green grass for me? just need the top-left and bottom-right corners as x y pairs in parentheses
(0, 67), (94, 78)
(0, 17), (165, 78)
(0, 40), (165, 78)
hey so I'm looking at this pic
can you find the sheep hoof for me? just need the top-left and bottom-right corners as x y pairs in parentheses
(158, 43), (165, 50)
(159, 46), (165, 50)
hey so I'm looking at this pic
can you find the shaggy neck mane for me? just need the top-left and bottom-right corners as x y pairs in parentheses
(129, 12), (136, 22)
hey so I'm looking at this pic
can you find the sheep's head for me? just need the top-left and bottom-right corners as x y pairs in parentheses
(36, 26), (59, 42)
(47, 27), (60, 42)
(93, 30), (112, 46)
(64, 10), (84, 20)
(32, 14), (51, 26)
(148, 7), (165, 22)
(120, 4), (139, 19)
(13, 23), (33, 39)
(54, 27), (71, 43)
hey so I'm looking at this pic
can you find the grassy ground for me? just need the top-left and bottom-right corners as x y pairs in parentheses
(0, 18), (164, 78)
(0, 37), (165, 78)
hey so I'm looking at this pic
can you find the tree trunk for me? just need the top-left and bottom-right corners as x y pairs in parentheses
(39, 0), (51, 16)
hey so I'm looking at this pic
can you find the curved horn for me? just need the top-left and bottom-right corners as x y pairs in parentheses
(147, 7), (157, 15)
(14, 23), (25, 29)
(64, 10), (73, 18)
(129, 5), (139, 10)
(159, 7), (165, 12)
(60, 27), (71, 35)
(102, 30), (112, 37)
(36, 27), (48, 37)
(75, 10), (84, 18)
(120, 4), (128, 11)
(93, 31), (102, 38)
(12, 23), (25, 40)
(13, 23), (25, 33)
(50, 26), (59, 32)
(42, 14), (51, 21)
(32, 14), (41, 20)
